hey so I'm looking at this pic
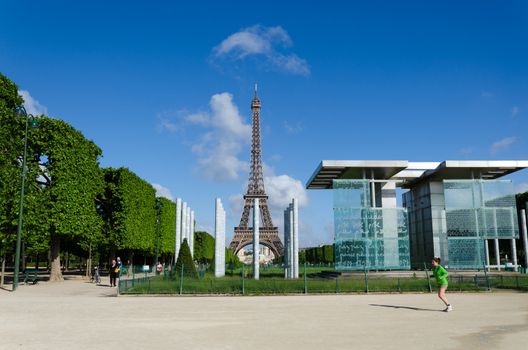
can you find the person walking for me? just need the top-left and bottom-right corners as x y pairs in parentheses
(432, 257), (452, 312)
(109, 259), (118, 288)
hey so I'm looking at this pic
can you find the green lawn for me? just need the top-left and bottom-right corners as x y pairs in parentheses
(119, 272), (528, 295)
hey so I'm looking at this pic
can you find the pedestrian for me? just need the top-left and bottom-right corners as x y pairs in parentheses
(110, 259), (118, 287)
(432, 257), (452, 312)
(156, 261), (163, 274)
(116, 257), (122, 273)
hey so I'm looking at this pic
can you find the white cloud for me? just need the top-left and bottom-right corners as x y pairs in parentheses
(264, 174), (308, 211)
(156, 110), (183, 133)
(186, 92), (251, 182)
(212, 25), (310, 76)
(152, 183), (174, 201)
(490, 136), (517, 154)
(512, 106), (520, 117)
(18, 90), (48, 116)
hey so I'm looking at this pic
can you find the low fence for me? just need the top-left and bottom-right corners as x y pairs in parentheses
(118, 266), (528, 295)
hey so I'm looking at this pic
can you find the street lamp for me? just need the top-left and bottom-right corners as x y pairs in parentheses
(13, 106), (35, 291)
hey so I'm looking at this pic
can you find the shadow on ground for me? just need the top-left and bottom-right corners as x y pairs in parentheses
(369, 303), (443, 312)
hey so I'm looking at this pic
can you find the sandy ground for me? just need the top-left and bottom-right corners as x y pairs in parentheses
(0, 279), (527, 350)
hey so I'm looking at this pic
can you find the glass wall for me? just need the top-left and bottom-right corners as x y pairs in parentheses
(443, 180), (519, 269)
(333, 180), (410, 270)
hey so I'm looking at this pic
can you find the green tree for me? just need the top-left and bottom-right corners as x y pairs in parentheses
(99, 168), (157, 261)
(225, 248), (242, 268)
(193, 231), (215, 264)
(175, 238), (197, 278)
(27, 116), (103, 281)
(0, 73), (25, 282)
(157, 197), (176, 258)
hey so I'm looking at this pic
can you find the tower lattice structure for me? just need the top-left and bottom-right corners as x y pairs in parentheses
(230, 87), (284, 258)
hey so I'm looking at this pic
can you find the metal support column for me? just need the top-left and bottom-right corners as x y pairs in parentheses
(494, 239), (500, 271)
(521, 208), (528, 271)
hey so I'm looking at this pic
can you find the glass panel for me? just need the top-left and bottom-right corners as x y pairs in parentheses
(447, 238), (485, 269)
(443, 180), (519, 269)
(333, 179), (410, 270)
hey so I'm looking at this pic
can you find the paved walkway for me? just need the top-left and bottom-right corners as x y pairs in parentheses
(0, 279), (527, 349)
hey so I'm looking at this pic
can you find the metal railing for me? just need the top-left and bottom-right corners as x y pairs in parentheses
(118, 264), (528, 295)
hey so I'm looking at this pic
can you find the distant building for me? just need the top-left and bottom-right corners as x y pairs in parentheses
(307, 160), (527, 270)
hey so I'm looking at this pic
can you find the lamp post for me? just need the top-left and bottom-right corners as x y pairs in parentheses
(13, 106), (34, 291)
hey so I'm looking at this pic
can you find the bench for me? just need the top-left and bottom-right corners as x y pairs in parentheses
(24, 268), (39, 285)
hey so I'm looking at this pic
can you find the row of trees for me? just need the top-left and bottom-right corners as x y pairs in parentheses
(302, 244), (335, 264)
(0, 72), (238, 282)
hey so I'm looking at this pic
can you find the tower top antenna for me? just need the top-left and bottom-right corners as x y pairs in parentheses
(254, 83), (258, 96)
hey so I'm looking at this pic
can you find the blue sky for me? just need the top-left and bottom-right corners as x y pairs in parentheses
(1, 1), (527, 247)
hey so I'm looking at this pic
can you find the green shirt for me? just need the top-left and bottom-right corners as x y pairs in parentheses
(433, 265), (448, 285)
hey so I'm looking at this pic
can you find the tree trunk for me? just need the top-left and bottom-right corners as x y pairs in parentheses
(50, 235), (64, 282)
(0, 255), (5, 288)
(129, 252), (133, 276)
(65, 252), (69, 272)
(35, 253), (40, 270)
(86, 244), (92, 278)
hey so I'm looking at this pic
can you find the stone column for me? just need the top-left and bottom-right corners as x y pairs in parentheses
(214, 198), (225, 277)
(289, 204), (294, 278)
(175, 198), (182, 261)
(190, 210), (195, 258)
(494, 238), (500, 271)
(283, 207), (291, 278)
(181, 202), (187, 244)
(253, 198), (259, 280)
(186, 206), (191, 248)
(293, 198), (299, 279)
(521, 209), (528, 270)
(511, 239), (518, 272)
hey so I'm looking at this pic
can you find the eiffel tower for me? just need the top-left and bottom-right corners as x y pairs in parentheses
(229, 86), (284, 258)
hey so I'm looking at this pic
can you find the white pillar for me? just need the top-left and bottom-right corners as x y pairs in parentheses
(494, 238), (500, 271)
(293, 198), (299, 279)
(253, 198), (260, 280)
(175, 198), (182, 260)
(181, 202), (187, 245)
(484, 239), (490, 271)
(215, 198), (226, 277)
(190, 210), (195, 258)
(521, 209), (528, 270)
(511, 239), (518, 272)
(289, 204), (294, 278)
(186, 206), (191, 249)
(283, 207), (290, 278)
